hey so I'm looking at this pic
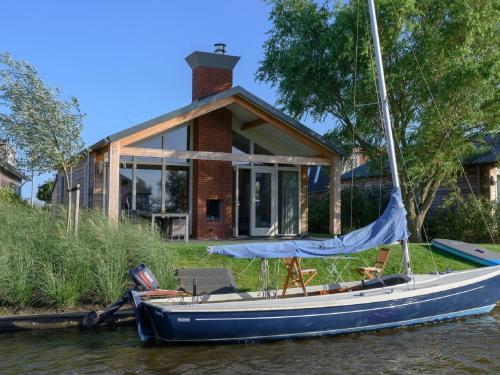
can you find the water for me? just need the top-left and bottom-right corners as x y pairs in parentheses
(1, 308), (499, 374)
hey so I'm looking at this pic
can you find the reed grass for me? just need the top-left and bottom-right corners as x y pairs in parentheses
(1, 198), (498, 311)
(0, 201), (176, 309)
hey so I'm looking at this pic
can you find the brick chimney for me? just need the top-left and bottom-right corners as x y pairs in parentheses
(185, 45), (240, 101)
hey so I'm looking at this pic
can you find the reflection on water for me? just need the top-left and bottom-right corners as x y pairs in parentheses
(1, 307), (499, 374)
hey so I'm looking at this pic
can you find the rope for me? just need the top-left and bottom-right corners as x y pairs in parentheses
(236, 257), (256, 277)
(349, 0), (361, 232)
(365, 22), (436, 274)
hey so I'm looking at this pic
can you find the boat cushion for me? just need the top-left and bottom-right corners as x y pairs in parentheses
(361, 274), (411, 289)
(176, 268), (238, 295)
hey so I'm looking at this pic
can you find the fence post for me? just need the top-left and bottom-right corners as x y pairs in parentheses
(74, 184), (81, 235)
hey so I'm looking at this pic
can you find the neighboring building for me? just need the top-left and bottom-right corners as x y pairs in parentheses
(435, 135), (499, 209)
(0, 140), (24, 195)
(309, 135), (499, 211)
(52, 47), (344, 239)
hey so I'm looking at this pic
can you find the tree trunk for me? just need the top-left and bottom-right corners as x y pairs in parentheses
(63, 166), (72, 234)
(30, 169), (35, 207)
(407, 210), (424, 243)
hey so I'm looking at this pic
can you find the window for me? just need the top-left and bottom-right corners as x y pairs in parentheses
(206, 199), (223, 222)
(232, 131), (251, 154)
(253, 143), (273, 155)
(496, 169), (499, 203)
(60, 175), (65, 203)
(120, 163), (133, 211)
(136, 164), (162, 213)
(165, 166), (189, 212)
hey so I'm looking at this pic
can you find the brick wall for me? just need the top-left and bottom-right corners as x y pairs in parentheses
(192, 66), (232, 101)
(192, 108), (233, 239)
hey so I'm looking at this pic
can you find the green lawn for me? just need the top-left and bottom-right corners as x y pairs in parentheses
(166, 242), (500, 292)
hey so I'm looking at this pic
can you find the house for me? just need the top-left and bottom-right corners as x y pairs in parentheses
(0, 140), (24, 195)
(52, 47), (344, 239)
(309, 135), (499, 211)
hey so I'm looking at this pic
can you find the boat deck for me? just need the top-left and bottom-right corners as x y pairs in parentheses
(144, 266), (500, 313)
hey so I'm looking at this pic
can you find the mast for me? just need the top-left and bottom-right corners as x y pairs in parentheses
(367, 0), (412, 276)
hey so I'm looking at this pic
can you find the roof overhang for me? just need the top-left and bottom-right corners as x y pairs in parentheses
(89, 86), (345, 158)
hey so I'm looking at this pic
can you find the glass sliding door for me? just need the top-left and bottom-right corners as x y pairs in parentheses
(278, 170), (299, 235)
(251, 168), (276, 236)
(237, 168), (251, 236)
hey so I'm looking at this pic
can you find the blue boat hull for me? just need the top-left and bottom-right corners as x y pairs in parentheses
(132, 274), (500, 344)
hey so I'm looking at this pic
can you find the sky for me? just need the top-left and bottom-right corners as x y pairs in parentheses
(1, 0), (334, 200)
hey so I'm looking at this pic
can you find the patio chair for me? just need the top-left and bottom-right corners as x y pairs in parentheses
(356, 247), (391, 280)
(169, 218), (187, 240)
(282, 257), (317, 297)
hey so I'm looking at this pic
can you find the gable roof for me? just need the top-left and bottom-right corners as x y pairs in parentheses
(341, 160), (390, 181)
(90, 86), (344, 156)
(463, 134), (499, 166)
(0, 162), (25, 181)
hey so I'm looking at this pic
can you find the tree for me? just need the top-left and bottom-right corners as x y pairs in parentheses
(37, 179), (54, 204)
(257, 0), (499, 241)
(0, 53), (86, 226)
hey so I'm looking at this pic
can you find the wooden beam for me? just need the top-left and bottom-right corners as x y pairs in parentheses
(242, 118), (266, 131)
(233, 96), (338, 158)
(107, 142), (120, 220)
(329, 155), (342, 235)
(119, 96), (237, 147)
(121, 147), (332, 166)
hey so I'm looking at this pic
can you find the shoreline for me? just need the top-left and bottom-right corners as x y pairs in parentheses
(0, 306), (135, 333)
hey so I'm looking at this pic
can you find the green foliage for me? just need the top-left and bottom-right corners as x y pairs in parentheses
(0, 52), (85, 187)
(258, 0), (499, 241)
(308, 185), (391, 234)
(0, 201), (176, 309)
(426, 193), (499, 243)
(36, 179), (54, 204)
(0, 186), (26, 205)
(341, 185), (391, 232)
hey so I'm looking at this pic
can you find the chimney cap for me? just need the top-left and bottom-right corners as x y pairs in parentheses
(186, 51), (240, 71)
(214, 43), (227, 54)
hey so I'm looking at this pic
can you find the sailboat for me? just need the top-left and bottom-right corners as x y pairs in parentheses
(130, 0), (500, 344)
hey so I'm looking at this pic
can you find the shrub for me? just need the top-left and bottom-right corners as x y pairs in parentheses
(308, 185), (391, 234)
(0, 201), (176, 309)
(0, 186), (26, 205)
(426, 192), (499, 243)
(36, 180), (54, 204)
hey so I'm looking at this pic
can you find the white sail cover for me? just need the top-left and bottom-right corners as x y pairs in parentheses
(208, 188), (409, 258)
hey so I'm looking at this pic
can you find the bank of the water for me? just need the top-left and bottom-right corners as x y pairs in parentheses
(2, 307), (499, 374)
(0, 201), (177, 310)
(0, 309), (135, 333)
(1, 238), (498, 317)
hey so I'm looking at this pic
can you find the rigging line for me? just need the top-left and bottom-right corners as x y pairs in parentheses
(350, 0), (361, 233)
(355, 101), (382, 108)
(367, 35), (437, 274)
(385, 0), (496, 245)
(364, 11), (430, 277)
(236, 257), (256, 277)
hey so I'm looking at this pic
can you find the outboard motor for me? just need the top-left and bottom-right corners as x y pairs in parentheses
(129, 264), (159, 291)
(83, 264), (159, 328)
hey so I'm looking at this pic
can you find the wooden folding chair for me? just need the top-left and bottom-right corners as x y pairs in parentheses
(282, 257), (317, 297)
(356, 247), (391, 280)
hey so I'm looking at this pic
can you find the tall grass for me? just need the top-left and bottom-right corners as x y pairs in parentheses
(0, 200), (176, 310)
